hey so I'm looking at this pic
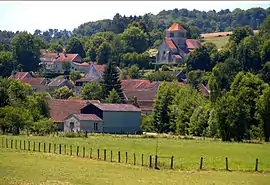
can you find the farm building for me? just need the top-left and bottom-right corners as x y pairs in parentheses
(49, 99), (141, 133)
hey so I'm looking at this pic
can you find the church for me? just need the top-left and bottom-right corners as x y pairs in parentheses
(156, 23), (201, 63)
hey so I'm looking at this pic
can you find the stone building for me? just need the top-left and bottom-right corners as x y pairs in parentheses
(156, 23), (201, 63)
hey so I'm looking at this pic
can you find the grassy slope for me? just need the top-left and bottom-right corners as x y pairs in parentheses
(203, 36), (229, 49)
(0, 149), (270, 185)
(2, 135), (270, 171)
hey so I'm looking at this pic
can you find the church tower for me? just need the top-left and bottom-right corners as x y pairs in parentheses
(165, 23), (187, 51)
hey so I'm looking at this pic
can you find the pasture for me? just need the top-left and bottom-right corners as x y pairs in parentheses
(202, 36), (229, 49)
(0, 149), (270, 185)
(1, 134), (270, 172)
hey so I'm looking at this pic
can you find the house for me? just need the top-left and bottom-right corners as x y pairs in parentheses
(156, 23), (201, 63)
(9, 72), (50, 92)
(47, 78), (74, 89)
(49, 99), (101, 130)
(75, 63), (121, 86)
(40, 52), (89, 73)
(121, 79), (160, 115)
(49, 99), (141, 133)
(78, 103), (141, 133)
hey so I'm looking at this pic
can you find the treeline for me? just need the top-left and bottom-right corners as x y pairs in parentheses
(0, 78), (55, 135)
(142, 16), (270, 142)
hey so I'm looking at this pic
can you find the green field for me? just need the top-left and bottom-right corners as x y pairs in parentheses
(0, 149), (270, 185)
(1, 134), (270, 172)
(203, 36), (229, 49)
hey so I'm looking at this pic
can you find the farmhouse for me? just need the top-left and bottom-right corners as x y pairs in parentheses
(40, 52), (89, 73)
(156, 23), (201, 63)
(49, 99), (141, 133)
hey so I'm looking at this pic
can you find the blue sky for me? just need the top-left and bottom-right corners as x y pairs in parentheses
(0, 1), (269, 33)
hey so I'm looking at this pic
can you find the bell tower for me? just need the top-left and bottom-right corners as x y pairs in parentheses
(166, 23), (187, 51)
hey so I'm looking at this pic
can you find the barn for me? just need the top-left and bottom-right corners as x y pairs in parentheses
(63, 102), (141, 134)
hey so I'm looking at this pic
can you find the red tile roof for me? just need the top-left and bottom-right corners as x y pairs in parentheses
(41, 53), (79, 63)
(186, 39), (201, 49)
(165, 39), (177, 50)
(49, 99), (101, 122)
(121, 79), (159, 91)
(91, 103), (141, 112)
(9, 72), (30, 80)
(168, 23), (186, 31)
(72, 114), (102, 121)
(21, 78), (45, 86)
(124, 90), (156, 101)
(73, 62), (90, 67)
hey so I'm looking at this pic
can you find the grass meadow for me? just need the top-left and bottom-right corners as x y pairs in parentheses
(1, 149), (270, 185)
(202, 36), (229, 49)
(1, 134), (270, 172)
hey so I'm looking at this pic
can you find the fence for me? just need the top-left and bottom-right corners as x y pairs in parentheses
(0, 137), (261, 172)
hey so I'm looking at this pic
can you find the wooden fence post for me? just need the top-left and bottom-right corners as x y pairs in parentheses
(83, 146), (85, 158)
(97, 149), (100, 159)
(70, 145), (72, 156)
(149, 155), (152, 168)
(24, 140), (26, 150)
(28, 141), (30, 151)
(154, 155), (158, 169)
(142, 154), (144, 166)
(19, 140), (21, 150)
(44, 143), (46, 153)
(64, 144), (66, 155)
(6, 138), (8, 148)
(15, 139), (17, 149)
(38, 142), (41, 152)
(200, 157), (203, 170)
(54, 143), (56, 154)
(110, 150), (113, 162)
(33, 142), (36, 152)
(104, 149), (106, 161)
(59, 144), (61, 154)
(125, 152), (128, 164)
(11, 139), (13, 149)
(118, 151), (121, 163)
(225, 157), (229, 171)
(77, 146), (79, 157)
(255, 158), (258, 171)
(1, 137), (4, 148)
(170, 156), (174, 169)
(90, 148), (92, 159)
(134, 153), (136, 165)
(48, 143), (51, 153)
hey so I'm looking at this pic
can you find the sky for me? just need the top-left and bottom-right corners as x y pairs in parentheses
(0, 1), (269, 33)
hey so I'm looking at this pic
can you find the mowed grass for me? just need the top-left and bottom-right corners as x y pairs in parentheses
(1, 135), (270, 171)
(0, 149), (270, 185)
(203, 36), (229, 48)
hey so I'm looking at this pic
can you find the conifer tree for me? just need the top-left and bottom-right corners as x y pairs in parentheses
(101, 59), (124, 101)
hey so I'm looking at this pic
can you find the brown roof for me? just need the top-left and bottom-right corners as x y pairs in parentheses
(72, 114), (102, 121)
(200, 84), (210, 97)
(48, 79), (68, 87)
(165, 39), (177, 49)
(121, 79), (159, 91)
(49, 99), (101, 122)
(91, 103), (141, 112)
(124, 90), (156, 101)
(21, 78), (46, 86)
(168, 23), (186, 31)
(186, 39), (201, 49)
(9, 72), (30, 80)
(41, 53), (79, 63)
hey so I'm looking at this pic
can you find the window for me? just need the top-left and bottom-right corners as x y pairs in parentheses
(70, 122), (74, 132)
(94, 122), (98, 131)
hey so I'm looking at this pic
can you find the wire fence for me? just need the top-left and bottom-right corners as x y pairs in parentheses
(0, 136), (262, 172)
